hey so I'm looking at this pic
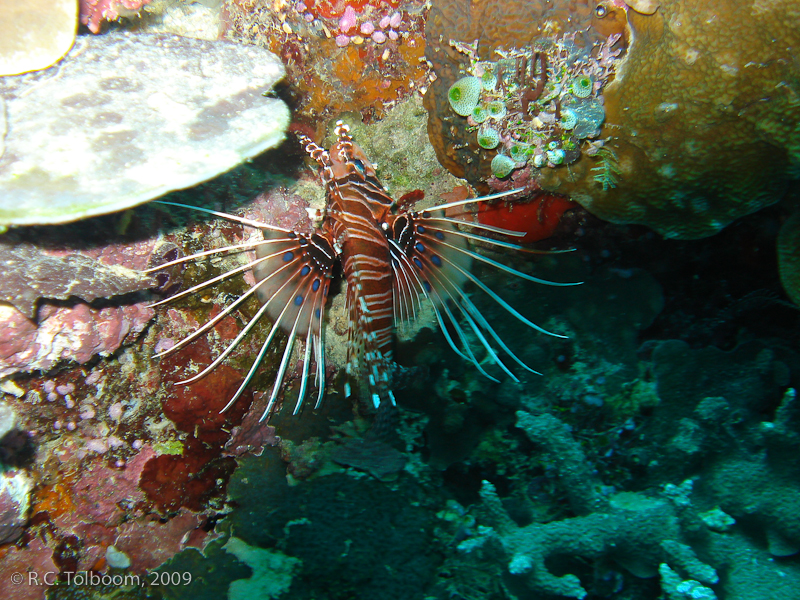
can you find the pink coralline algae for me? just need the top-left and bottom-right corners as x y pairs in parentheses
(0, 538), (58, 600)
(0, 301), (154, 378)
(30, 441), (214, 578)
(79, 0), (153, 34)
(224, 392), (282, 457)
(0, 237), (160, 378)
(0, 470), (33, 545)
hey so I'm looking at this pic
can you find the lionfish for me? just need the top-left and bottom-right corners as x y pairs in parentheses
(146, 121), (578, 420)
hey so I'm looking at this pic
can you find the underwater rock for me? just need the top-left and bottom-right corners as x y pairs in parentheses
(0, 469), (33, 545)
(541, 0), (800, 239)
(0, 236), (160, 378)
(0, 1), (77, 76)
(0, 31), (289, 228)
(0, 242), (155, 319)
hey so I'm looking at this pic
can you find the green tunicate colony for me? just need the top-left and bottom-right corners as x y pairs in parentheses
(447, 35), (618, 180)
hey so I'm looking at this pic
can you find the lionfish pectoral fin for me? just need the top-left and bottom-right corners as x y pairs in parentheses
(147, 201), (334, 420)
(389, 189), (582, 379)
(245, 230), (334, 419)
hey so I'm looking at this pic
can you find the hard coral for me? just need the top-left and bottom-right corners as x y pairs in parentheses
(537, 0), (800, 239)
(223, 0), (430, 126)
(0, 1), (77, 76)
(425, 0), (800, 243)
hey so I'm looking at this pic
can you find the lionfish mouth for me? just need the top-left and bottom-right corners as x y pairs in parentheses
(146, 125), (581, 422)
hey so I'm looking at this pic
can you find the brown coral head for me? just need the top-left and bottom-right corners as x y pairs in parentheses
(592, 1), (629, 38)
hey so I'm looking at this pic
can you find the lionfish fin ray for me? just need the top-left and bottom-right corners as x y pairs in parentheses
(152, 200), (291, 232)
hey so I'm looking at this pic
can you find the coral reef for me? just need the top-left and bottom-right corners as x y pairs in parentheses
(80, 0), (153, 34)
(222, 0), (431, 126)
(541, 0), (800, 239)
(425, 0), (800, 240)
(0, 31), (288, 227)
(0, 234), (159, 378)
(0, 1), (77, 76)
(1, 38), (799, 600)
(0, 241), (155, 319)
(443, 32), (622, 180)
(423, 0), (616, 186)
(450, 331), (800, 599)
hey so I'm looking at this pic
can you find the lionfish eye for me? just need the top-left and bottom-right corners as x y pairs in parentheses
(351, 158), (366, 174)
(595, 3), (607, 17)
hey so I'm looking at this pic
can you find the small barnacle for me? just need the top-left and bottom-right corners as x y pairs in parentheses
(477, 125), (501, 149)
(571, 75), (594, 98)
(491, 153), (516, 178)
(448, 76), (483, 116)
(487, 101), (507, 120)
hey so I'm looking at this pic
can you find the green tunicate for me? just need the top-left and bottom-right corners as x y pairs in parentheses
(571, 75), (593, 98)
(477, 126), (501, 149)
(509, 143), (530, 162)
(472, 105), (489, 123)
(547, 148), (566, 165)
(563, 96), (606, 138)
(491, 154), (516, 178)
(481, 70), (498, 91)
(487, 101), (507, 120)
(561, 108), (578, 130)
(448, 76), (482, 116)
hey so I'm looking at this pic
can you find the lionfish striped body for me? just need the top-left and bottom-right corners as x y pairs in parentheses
(147, 121), (578, 420)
